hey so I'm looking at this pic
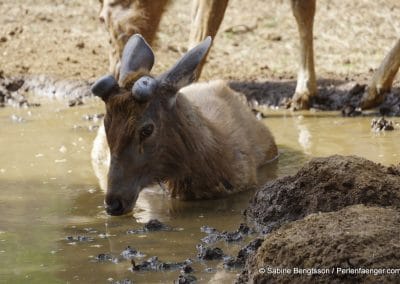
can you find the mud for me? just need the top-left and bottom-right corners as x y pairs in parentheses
(82, 113), (104, 121)
(371, 117), (395, 131)
(2, 74), (400, 119)
(237, 205), (400, 284)
(130, 256), (192, 272)
(65, 235), (94, 243)
(127, 219), (172, 234)
(95, 253), (119, 264)
(200, 223), (253, 244)
(231, 79), (400, 115)
(378, 91), (400, 116)
(0, 75), (91, 108)
(174, 274), (197, 284)
(244, 155), (400, 233)
(121, 246), (145, 260)
(223, 238), (264, 270)
(196, 244), (224, 261)
(113, 280), (133, 284)
(94, 246), (145, 264)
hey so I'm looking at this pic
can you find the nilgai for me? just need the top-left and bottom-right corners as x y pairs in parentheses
(91, 34), (278, 215)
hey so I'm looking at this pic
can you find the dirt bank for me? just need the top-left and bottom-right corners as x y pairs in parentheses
(237, 155), (400, 283)
(1, 1), (400, 113)
(244, 155), (400, 233)
(238, 205), (400, 284)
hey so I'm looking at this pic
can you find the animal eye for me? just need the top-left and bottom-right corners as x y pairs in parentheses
(139, 124), (154, 141)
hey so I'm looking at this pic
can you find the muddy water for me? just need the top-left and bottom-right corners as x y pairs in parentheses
(0, 101), (399, 283)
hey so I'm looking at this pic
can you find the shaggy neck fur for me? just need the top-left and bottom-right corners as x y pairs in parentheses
(163, 95), (236, 200)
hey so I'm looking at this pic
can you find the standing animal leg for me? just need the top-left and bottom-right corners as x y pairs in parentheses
(188, 0), (229, 78)
(361, 38), (400, 109)
(99, 0), (169, 78)
(290, 0), (317, 110)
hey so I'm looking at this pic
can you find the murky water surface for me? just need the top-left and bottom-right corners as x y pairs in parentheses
(0, 101), (399, 283)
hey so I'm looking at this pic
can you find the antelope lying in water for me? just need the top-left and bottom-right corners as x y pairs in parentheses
(91, 35), (278, 216)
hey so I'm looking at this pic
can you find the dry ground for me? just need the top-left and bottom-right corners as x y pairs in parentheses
(1, 0), (400, 86)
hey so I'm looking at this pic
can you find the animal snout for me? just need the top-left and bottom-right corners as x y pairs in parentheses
(99, 14), (105, 23)
(105, 196), (124, 216)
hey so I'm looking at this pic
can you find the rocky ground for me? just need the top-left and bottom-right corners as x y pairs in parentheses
(237, 155), (400, 283)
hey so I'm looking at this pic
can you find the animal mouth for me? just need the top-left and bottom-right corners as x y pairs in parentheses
(105, 198), (125, 216)
(104, 193), (137, 216)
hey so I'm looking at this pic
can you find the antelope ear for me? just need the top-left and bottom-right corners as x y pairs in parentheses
(158, 36), (212, 90)
(91, 74), (119, 101)
(119, 34), (155, 87)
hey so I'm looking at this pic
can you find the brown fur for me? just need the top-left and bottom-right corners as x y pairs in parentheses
(99, 0), (169, 77)
(98, 0), (315, 108)
(98, 0), (400, 110)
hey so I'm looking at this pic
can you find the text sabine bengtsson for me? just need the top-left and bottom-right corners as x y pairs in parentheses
(259, 267), (400, 276)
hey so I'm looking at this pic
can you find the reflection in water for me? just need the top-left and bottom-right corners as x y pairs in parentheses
(293, 115), (312, 155)
(0, 102), (399, 283)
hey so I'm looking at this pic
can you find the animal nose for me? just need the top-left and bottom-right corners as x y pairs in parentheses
(99, 15), (105, 23)
(105, 197), (124, 216)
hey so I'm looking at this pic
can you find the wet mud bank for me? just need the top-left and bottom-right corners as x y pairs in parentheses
(230, 80), (400, 116)
(237, 155), (400, 283)
(2, 75), (400, 120)
(0, 75), (92, 108)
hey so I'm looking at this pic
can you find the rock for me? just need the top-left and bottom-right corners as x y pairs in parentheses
(237, 205), (400, 284)
(113, 280), (133, 284)
(76, 42), (85, 49)
(341, 104), (362, 117)
(130, 256), (190, 272)
(127, 219), (171, 234)
(224, 238), (263, 269)
(348, 82), (366, 96)
(95, 253), (119, 263)
(245, 155), (400, 233)
(65, 236), (94, 242)
(200, 223), (254, 244)
(181, 264), (194, 274)
(378, 91), (400, 116)
(120, 246), (145, 259)
(200, 225), (218, 234)
(143, 219), (168, 231)
(371, 117), (394, 131)
(5, 79), (24, 92)
(68, 97), (83, 107)
(267, 34), (282, 41)
(221, 231), (243, 242)
(196, 244), (224, 260)
(175, 274), (197, 284)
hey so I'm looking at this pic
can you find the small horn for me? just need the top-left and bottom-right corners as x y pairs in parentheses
(119, 34), (155, 87)
(131, 76), (157, 102)
(91, 74), (119, 101)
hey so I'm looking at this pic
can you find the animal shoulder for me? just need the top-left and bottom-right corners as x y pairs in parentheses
(180, 80), (249, 123)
